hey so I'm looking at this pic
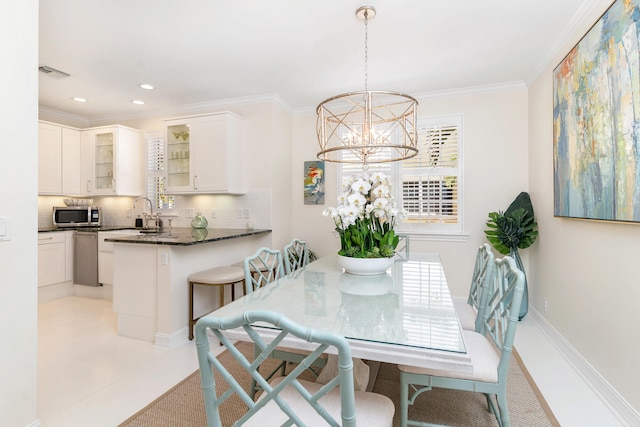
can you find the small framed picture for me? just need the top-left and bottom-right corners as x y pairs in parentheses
(304, 160), (324, 205)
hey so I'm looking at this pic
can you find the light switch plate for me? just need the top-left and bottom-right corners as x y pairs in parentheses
(0, 216), (10, 241)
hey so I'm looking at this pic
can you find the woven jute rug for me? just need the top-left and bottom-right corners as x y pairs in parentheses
(119, 342), (558, 427)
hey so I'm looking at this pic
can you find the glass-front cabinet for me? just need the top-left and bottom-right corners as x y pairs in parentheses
(164, 112), (246, 194)
(166, 124), (191, 189)
(94, 131), (114, 192)
(81, 125), (143, 196)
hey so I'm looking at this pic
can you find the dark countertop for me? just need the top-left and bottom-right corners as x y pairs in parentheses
(104, 228), (271, 246)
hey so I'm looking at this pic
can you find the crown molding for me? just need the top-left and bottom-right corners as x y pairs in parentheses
(38, 106), (90, 128)
(525, 0), (604, 84)
(48, 93), (295, 127)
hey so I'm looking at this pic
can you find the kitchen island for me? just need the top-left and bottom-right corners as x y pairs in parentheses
(106, 228), (271, 347)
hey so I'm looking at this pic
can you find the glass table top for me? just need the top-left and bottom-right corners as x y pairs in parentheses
(211, 252), (465, 355)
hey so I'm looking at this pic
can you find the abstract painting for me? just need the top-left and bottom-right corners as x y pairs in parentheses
(304, 160), (324, 205)
(553, 0), (640, 222)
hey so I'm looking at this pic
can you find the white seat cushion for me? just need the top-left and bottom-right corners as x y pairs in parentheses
(453, 297), (477, 331)
(188, 266), (245, 284)
(398, 330), (500, 383)
(244, 376), (394, 427)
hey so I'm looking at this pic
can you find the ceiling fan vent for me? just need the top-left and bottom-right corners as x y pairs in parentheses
(38, 65), (70, 79)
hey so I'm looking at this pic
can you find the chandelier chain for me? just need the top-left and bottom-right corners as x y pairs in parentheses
(364, 9), (369, 92)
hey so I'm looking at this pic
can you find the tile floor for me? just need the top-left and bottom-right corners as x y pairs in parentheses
(38, 296), (622, 427)
(38, 297), (216, 427)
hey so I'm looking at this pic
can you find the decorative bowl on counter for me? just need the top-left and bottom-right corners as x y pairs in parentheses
(63, 198), (93, 206)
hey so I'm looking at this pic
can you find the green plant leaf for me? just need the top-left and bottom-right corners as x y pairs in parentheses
(484, 192), (538, 254)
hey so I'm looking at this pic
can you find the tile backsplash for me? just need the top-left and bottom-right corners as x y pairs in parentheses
(38, 190), (272, 230)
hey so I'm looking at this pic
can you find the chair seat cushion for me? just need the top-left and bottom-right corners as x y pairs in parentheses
(453, 297), (477, 331)
(244, 376), (394, 427)
(398, 330), (500, 383)
(188, 266), (245, 284)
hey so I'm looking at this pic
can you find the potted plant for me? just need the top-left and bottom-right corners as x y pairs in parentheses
(484, 192), (538, 320)
(323, 171), (402, 275)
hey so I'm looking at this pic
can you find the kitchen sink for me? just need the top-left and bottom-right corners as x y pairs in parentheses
(139, 228), (161, 233)
(133, 232), (178, 239)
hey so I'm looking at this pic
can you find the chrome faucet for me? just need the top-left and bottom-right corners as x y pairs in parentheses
(133, 197), (154, 229)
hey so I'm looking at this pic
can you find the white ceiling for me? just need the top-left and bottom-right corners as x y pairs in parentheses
(39, 0), (592, 121)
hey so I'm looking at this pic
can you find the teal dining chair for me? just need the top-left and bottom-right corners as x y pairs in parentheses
(195, 310), (395, 427)
(453, 243), (495, 332)
(283, 238), (310, 275)
(398, 255), (525, 427)
(242, 247), (323, 398)
(243, 247), (285, 294)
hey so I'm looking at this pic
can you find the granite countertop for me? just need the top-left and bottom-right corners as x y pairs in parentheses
(104, 227), (271, 246)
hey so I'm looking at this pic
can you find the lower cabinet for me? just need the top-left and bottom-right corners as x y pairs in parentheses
(38, 232), (69, 287)
(98, 230), (140, 285)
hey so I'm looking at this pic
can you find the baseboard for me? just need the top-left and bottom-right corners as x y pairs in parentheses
(528, 309), (640, 426)
(38, 282), (74, 304)
(154, 327), (189, 349)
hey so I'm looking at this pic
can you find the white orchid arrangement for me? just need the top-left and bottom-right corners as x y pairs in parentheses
(323, 171), (403, 258)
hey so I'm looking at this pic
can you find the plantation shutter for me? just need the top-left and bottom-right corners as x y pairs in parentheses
(337, 114), (463, 235)
(400, 123), (459, 230)
(146, 131), (174, 210)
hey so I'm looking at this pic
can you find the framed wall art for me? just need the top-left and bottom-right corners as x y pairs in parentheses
(304, 160), (325, 205)
(553, 0), (640, 222)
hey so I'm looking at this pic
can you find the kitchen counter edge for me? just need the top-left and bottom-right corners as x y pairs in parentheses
(103, 228), (271, 246)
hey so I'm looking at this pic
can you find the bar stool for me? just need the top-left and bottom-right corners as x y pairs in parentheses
(188, 265), (245, 340)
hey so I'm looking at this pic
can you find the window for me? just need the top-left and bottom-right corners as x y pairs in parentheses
(145, 131), (175, 210)
(339, 115), (463, 237)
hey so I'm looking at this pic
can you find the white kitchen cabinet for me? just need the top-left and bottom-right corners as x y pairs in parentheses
(80, 125), (143, 196)
(38, 122), (81, 195)
(98, 230), (139, 285)
(164, 112), (246, 194)
(38, 232), (67, 287)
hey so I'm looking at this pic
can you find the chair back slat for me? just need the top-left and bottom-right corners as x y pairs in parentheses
(467, 243), (495, 332)
(284, 239), (310, 275)
(243, 247), (285, 294)
(481, 255), (525, 378)
(195, 310), (358, 427)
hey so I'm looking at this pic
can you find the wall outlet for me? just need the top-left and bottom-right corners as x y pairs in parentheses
(237, 208), (244, 219)
(543, 297), (548, 312)
(126, 209), (132, 218)
(244, 208), (251, 219)
(186, 208), (195, 218)
(211, 209), (216, 219)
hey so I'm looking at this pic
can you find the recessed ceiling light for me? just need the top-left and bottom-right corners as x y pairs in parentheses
(139, 84), (154, 90)
(132, 100), (145, 105)
(72, 97), (87, 103)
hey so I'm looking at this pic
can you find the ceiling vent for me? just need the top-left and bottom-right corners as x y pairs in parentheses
(38, 65), (70, 79)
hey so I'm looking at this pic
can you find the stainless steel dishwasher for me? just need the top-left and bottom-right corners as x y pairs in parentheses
(74, 230), (99, 286)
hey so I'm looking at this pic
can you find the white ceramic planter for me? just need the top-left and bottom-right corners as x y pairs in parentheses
(337, 254), (393, 276)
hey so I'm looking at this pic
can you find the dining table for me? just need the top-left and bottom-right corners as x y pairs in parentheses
(207, 252), (472, 374)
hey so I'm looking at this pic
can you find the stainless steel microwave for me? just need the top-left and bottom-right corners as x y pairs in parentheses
(52, 206), (102, 228)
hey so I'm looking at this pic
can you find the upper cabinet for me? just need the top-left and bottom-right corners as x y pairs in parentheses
(80, 125), (143, 196)
(164, 112), (246, 194)
(38, 121), (81, 195)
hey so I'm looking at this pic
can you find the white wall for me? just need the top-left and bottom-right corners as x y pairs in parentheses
(528, 0), (640, 414)
(291, 87), (529, 298)
(1, 1), (39, 426)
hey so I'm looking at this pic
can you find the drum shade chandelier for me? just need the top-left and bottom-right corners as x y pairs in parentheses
(316, 6), (418, 169)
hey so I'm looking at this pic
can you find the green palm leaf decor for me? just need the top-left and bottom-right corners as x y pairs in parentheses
(485, 192), (538, 255)
(484, 192), (538, 320)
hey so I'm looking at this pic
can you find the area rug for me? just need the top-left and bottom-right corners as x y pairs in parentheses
(119, 342), (558, 427)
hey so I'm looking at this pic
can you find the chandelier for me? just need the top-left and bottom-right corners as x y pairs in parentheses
(316, 6), (418, 169)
